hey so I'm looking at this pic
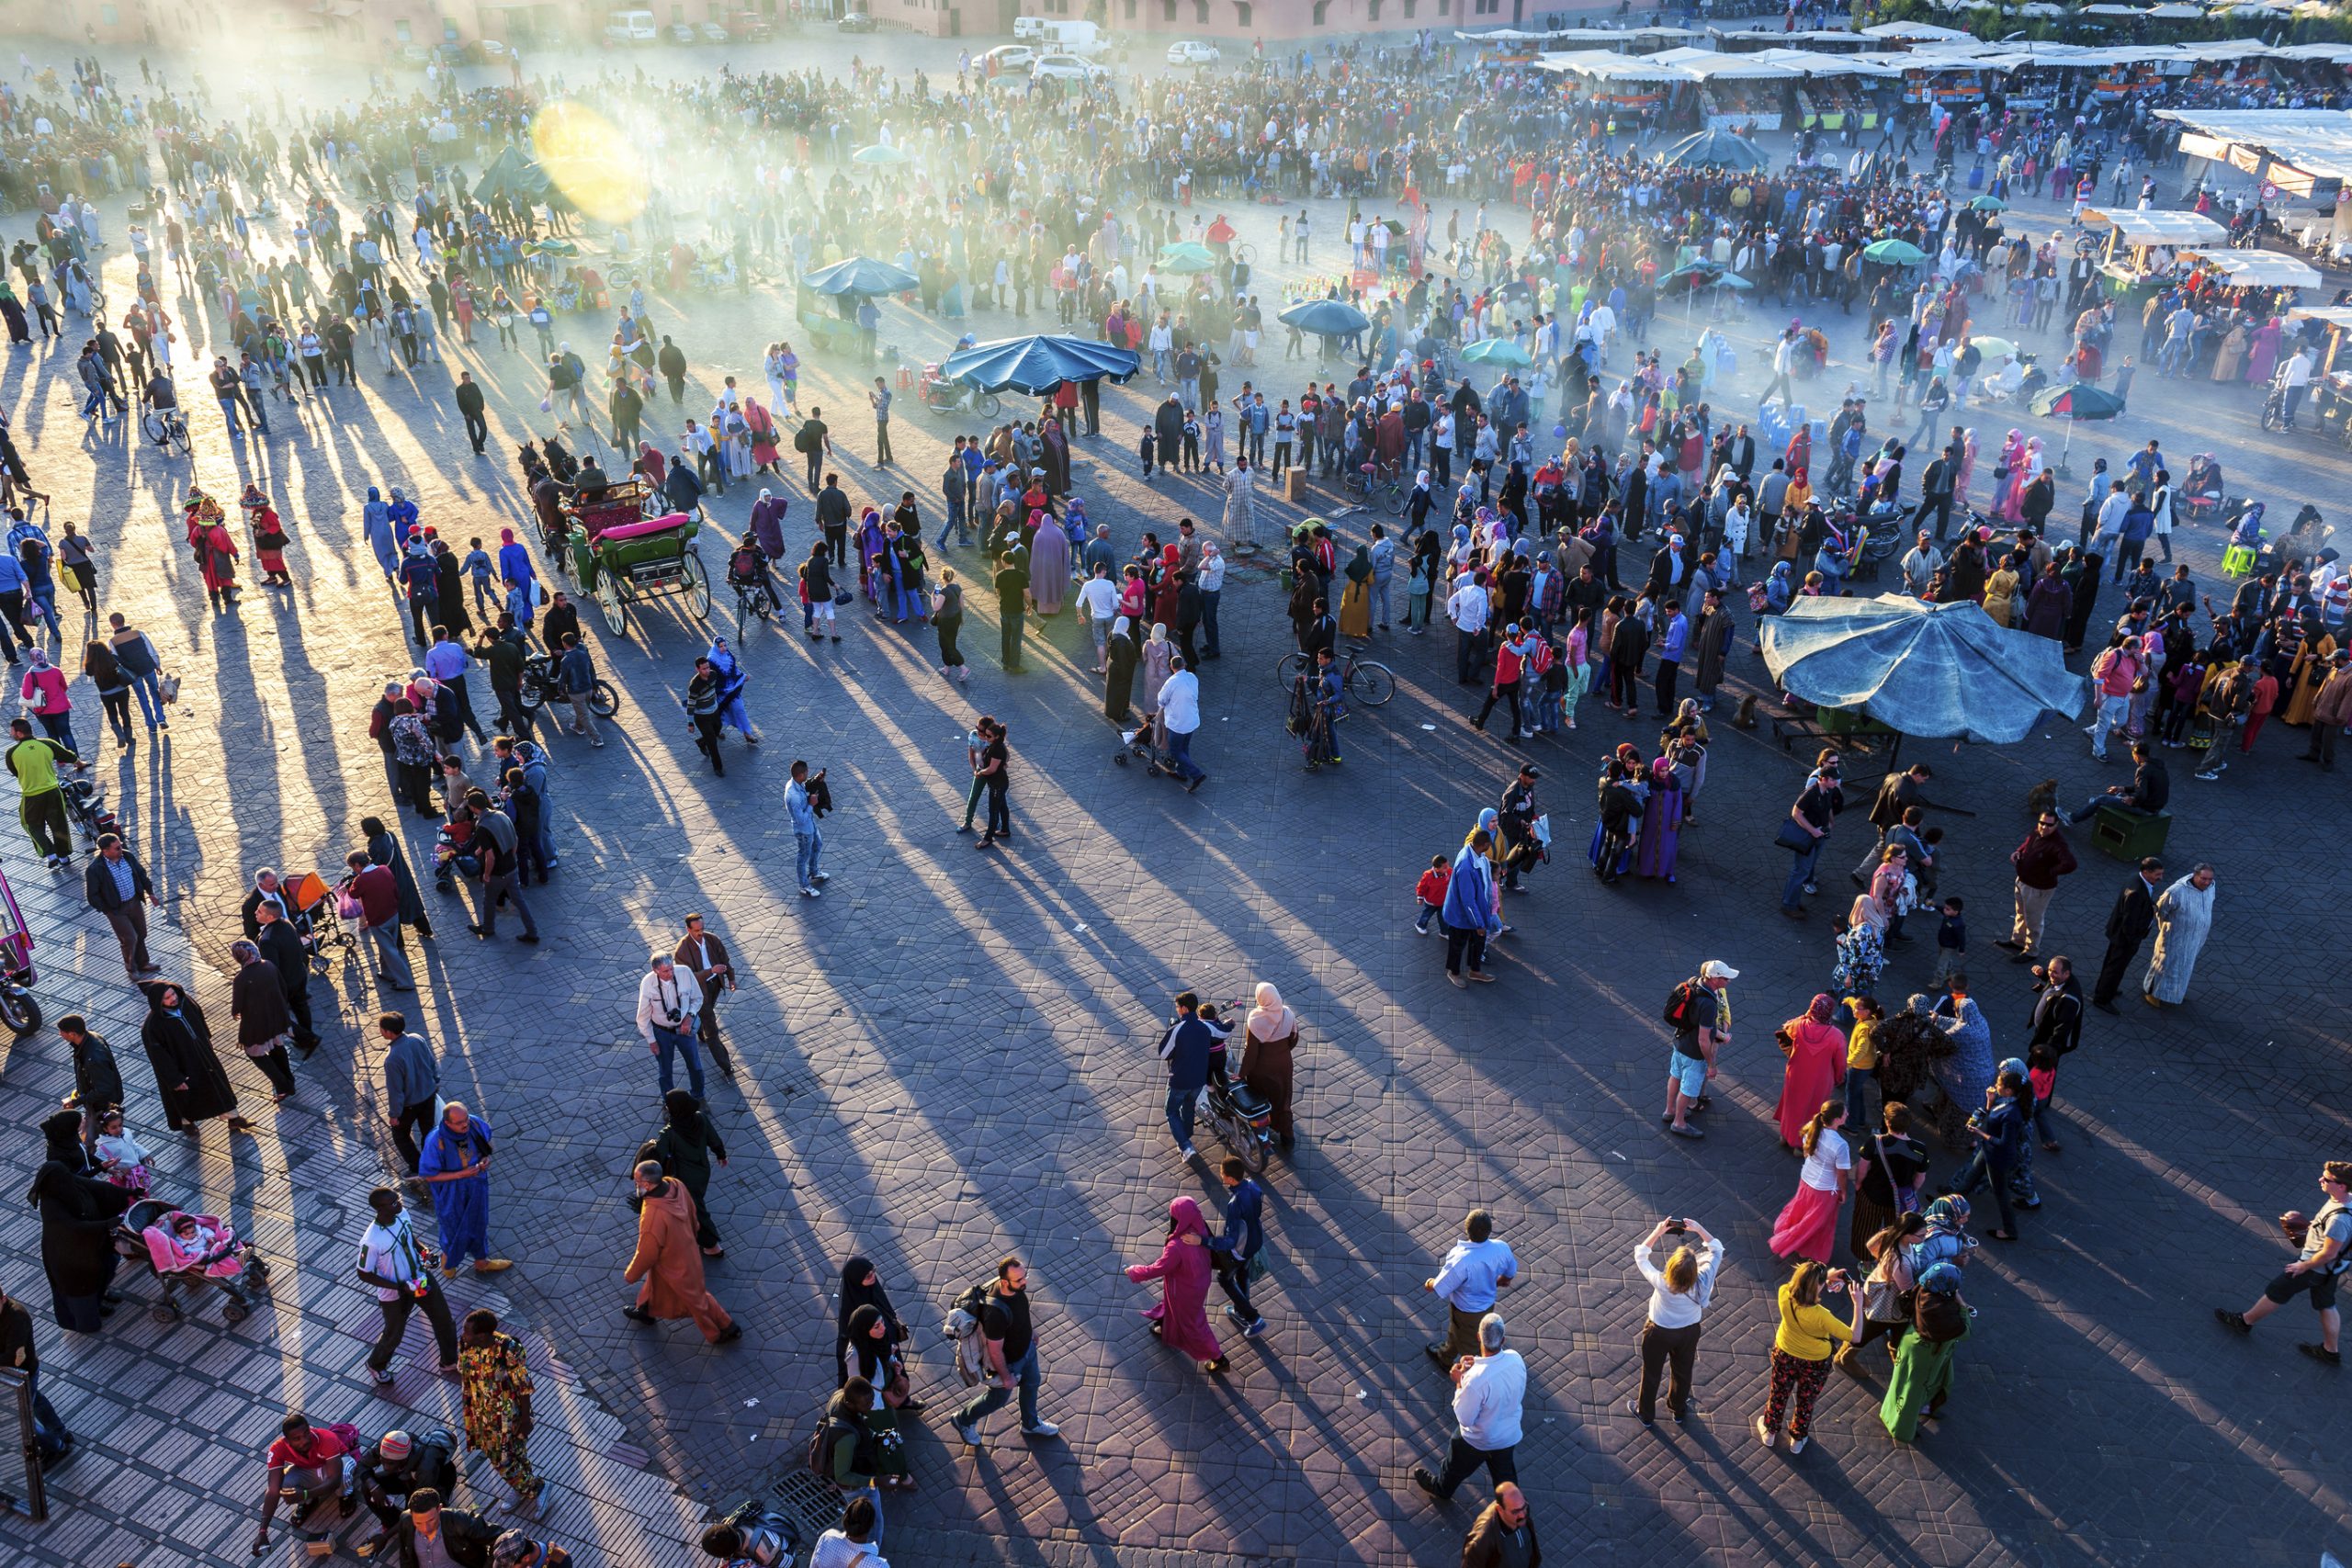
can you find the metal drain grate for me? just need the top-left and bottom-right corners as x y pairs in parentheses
(772, 1469), (849, 1540)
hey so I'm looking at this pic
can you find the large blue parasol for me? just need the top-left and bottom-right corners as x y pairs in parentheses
(1278, 299), (1373, 337)
(1758, 594), (2085, 745)
(801, 256), (921, 297)
(939, 334), (1142, 395)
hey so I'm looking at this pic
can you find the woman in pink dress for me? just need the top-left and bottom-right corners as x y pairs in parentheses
(1773, 994), (1849, 1153)
(1951, 427), (1980, 511)
(2243, 316), (2282, 385)
(1125, 1196), (1227, 1373)
(1994, 429), (2028, 521)
(1768, 1100), (1853, 1264)
(743, 397), (783, 477)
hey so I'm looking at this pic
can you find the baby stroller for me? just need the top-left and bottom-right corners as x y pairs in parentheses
(1113, 713), (1178, 778)
(115, 1199), (274, 1324)
(285, 869), (355, 969)
(431, 818), (481, 896)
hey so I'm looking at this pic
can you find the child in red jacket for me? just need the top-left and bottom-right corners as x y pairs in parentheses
(1414, 855), (1450, 934)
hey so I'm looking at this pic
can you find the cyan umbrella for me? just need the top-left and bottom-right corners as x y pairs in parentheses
(939, 333), (1141, 394)
(1969, 336), (2018, 362)
(1864, 239), (1928, 265)
(1461, 338), (1533, 367)
(851, 143), (911, 166)
(1758, 594), (2084, 745)
(1656, 129), (1771, 171)
(802, 255), (921, 297)
(1278, 299), (1372, 336)
(1158, 242), (1217, 274)
(1969, 194), (2009, 212)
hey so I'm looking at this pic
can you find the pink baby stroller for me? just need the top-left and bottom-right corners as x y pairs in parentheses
(113, 1199), (274, 1324)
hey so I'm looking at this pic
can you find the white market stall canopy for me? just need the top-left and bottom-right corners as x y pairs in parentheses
(2081, 208), (2230, 244)
(1536, 49), (1698, 82)
(2155, 107), (2352, 185)
(1863, 20), (1975, 39)
(2289, 305), (2352, 329)
(2181, 246), (2325, 285)
(1646, 45), (1803, 79)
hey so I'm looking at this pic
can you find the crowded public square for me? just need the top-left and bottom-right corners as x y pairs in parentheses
(0, 10), (2346, 1568)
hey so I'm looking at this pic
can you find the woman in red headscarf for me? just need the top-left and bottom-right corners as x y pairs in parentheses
(1773, 994), (1849, 1153)
(1124, 1196), (1227, 1373)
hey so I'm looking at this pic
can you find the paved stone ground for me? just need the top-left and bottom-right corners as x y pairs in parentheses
(0, 35), (2348, 1568)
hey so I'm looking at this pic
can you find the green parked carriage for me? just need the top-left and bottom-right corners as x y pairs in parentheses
(557, 476), (713, 638)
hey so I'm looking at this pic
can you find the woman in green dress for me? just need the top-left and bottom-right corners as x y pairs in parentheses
(1883, 1261), (1971, 1442)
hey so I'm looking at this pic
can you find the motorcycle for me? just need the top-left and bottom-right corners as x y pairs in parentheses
(514, 652), (620, 717)
(63, 777), (119, 847)
(917, 364), (1001, 420)
(0, 865), (42, 1035)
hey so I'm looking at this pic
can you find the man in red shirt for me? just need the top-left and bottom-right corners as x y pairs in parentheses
(254, 1413), (353, 1554)
(344, 850), (414, 992)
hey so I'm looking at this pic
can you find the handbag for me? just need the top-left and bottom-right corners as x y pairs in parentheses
(1773, 818), (1816, 852)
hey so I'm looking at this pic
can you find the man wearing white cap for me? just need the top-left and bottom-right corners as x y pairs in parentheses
(1662, 961), (1736, 1140)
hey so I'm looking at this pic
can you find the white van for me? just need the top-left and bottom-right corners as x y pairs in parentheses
(1036, 18), (1107, 55)
(605, 8), (658, 43)
(1012, 15), (1050, 39)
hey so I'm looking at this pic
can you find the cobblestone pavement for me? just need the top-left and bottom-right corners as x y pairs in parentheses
(0, 41), (2347, 1567)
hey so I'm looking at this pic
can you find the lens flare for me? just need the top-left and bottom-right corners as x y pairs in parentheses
(528, 101), (650, 226)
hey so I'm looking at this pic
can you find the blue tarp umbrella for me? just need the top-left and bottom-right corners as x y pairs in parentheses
(939, 334), (1142, 395)
(1278, 299), (1373, 336)
(1657, 129), (1771, 171)
(1758, 594), (2085, 745)
(801, 256), (921, 297)
(1460, 338), (1533, 367)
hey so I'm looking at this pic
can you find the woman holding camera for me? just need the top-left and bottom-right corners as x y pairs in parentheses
(1758, 1258), (1862, 1452)
(1630, 1217), (1722, 1425)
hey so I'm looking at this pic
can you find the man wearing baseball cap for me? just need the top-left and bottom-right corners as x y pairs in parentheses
(1662, 961), (1737, 1140)
(491, 1528), (571, 1568)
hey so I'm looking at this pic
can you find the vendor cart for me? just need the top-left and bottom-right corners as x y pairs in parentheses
(560, 479), (710, 637)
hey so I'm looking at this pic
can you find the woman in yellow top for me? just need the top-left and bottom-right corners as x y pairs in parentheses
(1843, 994), (1883, 1129)
(1758, 1259), (1860, 1452)
(1982, 559), (2020, 626)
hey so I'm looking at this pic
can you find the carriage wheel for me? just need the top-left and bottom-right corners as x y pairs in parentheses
(596, 570), (627, 637)
(682, 551), (711, 620)
(222, 1301), (250, 1325)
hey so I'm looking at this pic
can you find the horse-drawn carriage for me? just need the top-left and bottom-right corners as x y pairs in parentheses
(553, 476), (712, 637)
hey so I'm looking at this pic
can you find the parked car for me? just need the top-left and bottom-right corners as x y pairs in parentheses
(837, 9), (877, 30)
(666, 21), (698, 41)
(698, 20), (729, 40)
(392, 42), (432, 66)
(979, 43), (1035, 73)
(1166, 39), (1219, 65)
(472, 38), (513, 61)
(1030, 51), (1107, 81)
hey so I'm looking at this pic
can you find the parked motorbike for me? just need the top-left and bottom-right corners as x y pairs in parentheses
(514, 652), (620, 717)
(917, 366), (1001, 420)
(0, 865), (42, 1035)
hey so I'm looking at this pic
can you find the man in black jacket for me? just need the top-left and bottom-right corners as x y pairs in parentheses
(815, 473), (852, 567)
(83, 832), (160, 980)
(453, 370), (489, 454)
(2090, 857), (2165, 1012)
(1853, 763), (1932, 886)
(2027, 955), (2086, 1149)
(2065, 739), (2168, 825)
(387, 1489), (500, 1568)
(254, 900), (322, 1055)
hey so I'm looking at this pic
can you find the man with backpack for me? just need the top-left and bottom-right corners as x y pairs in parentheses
(948, 1256), (1058, 1448)
(1662, 961), (1736, 1140)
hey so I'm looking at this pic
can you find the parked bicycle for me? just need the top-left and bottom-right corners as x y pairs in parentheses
(1345, 457), (1407, 514)
(1274, 643), (1395, 705)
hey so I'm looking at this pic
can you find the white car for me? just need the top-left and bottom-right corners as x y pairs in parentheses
(1030, 51), (1107, 81)
(978, 43), (1035, 73)
(1166, 39), (1220, 65)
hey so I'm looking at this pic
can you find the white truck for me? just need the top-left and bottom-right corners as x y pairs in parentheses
(604, 8), (658, 43)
